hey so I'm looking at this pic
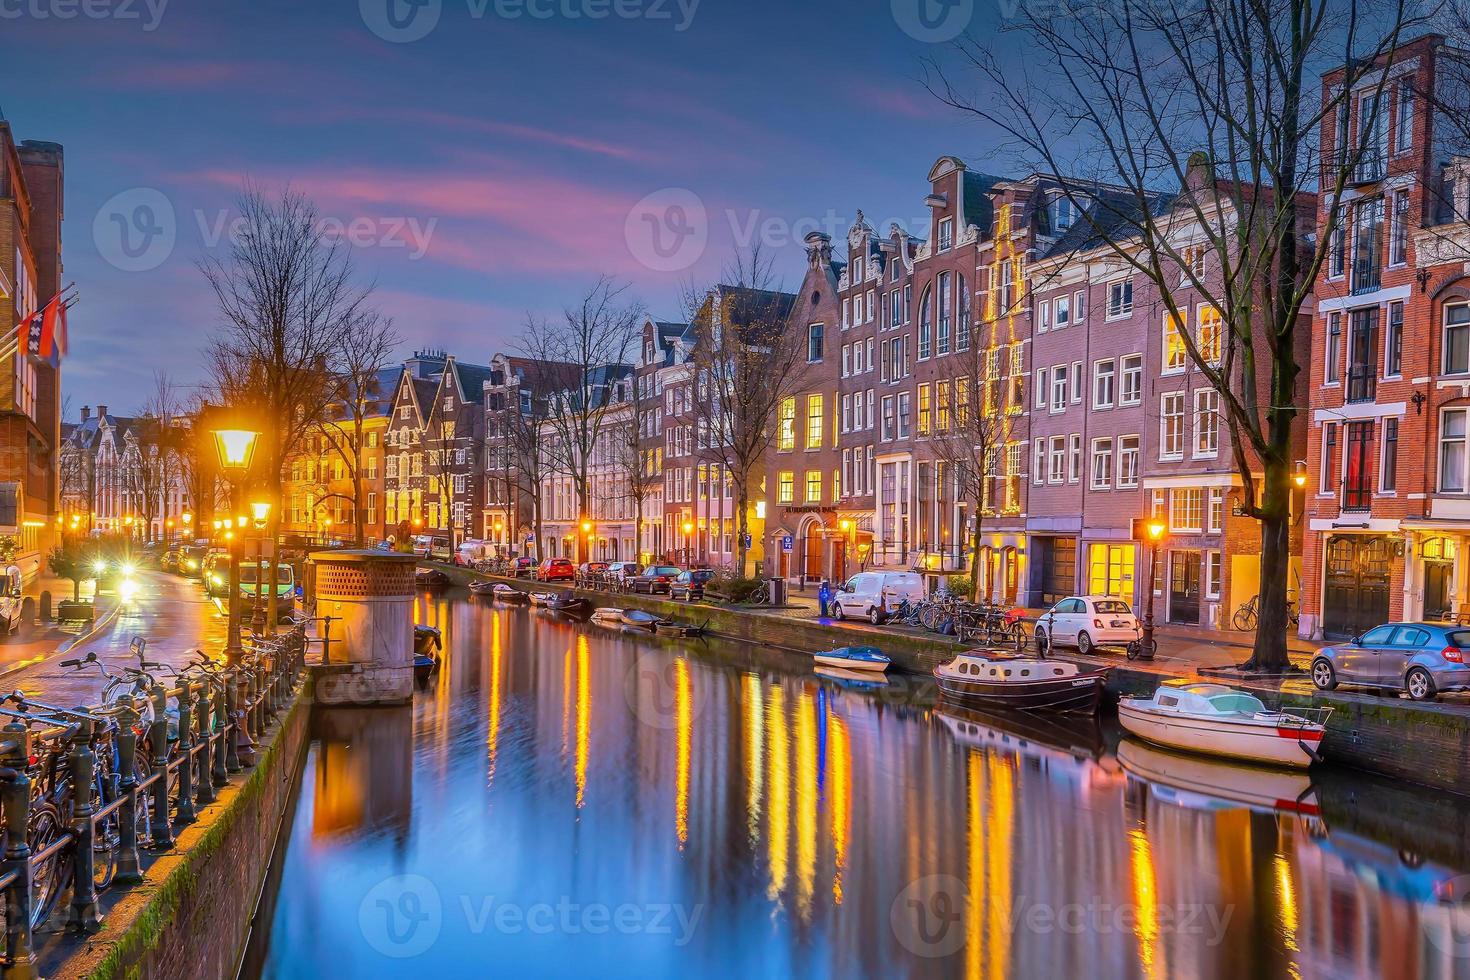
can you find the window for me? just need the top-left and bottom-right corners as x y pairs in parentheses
(806, 394), (823, 448)
(1039, 300), (1051, 332)
(1326, 313), (1342, 383)
(1050, 368), (1067, 412)
(1048, 436), (1066, 484)
(805, 470), (822, 503)
(1068, 434), (1082, 483)
(1205, 552), (1223, 599)
(1383, 301), (1403, 378)
(1070, 362), (1083, 403)
(917, 382), (932, 435)
(1321, 422), (1338, 493)
(1196, 305), (1222, 365)
(1035, 367), (1048, 409)
(1054, 294), (1071, 328)
(1088, 543), (1136, 598)
(841, 394), (851, 433)
(1093, 359), (1116, 408)
(881, 395), (895, 441)
(1395, 83), (1414, 154)
(1091, 438), (1113, 489)
(918, 287), (933, 359)
(1381, 417), (1398, 493)
(897, 391), (911, 438)
(1117, 436), (1140, 488)
(1343, 420), (1373, 510)
(998, 259), (1016, 317)
(1120, 355), (1143, 405)
(1050, 194), (1077, 232)
(1160, 393), (1185, 458)
(1445, 303), (1470, 375)
(937, 272), (952, 355)
(1208, 487), (1225, 533)
(778, 397), (796, 451)
(1106, 279), (1133, 319)
(807, 323), (824, 362)
(1032, 439), (1046, 484)
(842, 344), (850, 377)
(1194, 389), (1219, 457)
(1352, 197), (1384, 293)
(1390, 190), (1409, 266)
(1170, 488), (1204, 532)
(888, 289), (902, 328)
(1441, 409), (1467, 493)
(956, 376), (971, 426)
(1163, 311), (1187, 373)
(938, 217), (954, 252)
(778, 471), (795, 503)
(1329, 204), (1346, 278)
(937, 380), (952, 430)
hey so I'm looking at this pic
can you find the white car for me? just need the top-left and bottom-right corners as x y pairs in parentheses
(831, 571), (926, 625)
(1035, 595), (1140, 656)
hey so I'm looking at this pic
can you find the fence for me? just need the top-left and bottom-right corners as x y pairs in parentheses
(0, 627), (306, 978)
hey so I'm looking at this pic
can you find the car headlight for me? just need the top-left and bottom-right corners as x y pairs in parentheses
(92, 561), (107, 576)
(120, 563), (136, 577)
(185, 560), (198, 570)
(119, 578), (138, 600)
(209, 574), (221, 585)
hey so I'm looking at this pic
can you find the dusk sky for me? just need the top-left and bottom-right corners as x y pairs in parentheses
(1, 0), (1016, 413)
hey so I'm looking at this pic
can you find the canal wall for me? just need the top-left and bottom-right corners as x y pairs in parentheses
(59, 693), (310, 980)
(441, 564), (1470, 796)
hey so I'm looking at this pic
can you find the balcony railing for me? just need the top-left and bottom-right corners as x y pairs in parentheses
(1345, 364), (1378, 403)
(1352, 149), (1386, 184)
(1341, 483), (1373, 512)
(1350, 257), (1381, 295)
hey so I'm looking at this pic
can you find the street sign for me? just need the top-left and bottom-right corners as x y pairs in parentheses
(526, 534), (534, 543)
(741, 533), (752, 550)
(781, 535), (793, 552)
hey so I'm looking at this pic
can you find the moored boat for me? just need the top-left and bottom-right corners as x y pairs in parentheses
(653, 619), (705, 637)
(1117, 681), (1331, 769)
(813, 645), (891, 673)
(413, 625), (441, 686)
(491, 583), (531, 603)
(467, 579), (497, 597)
(527, 592), (556, 607)
(619, 609), (661, 629)
(589, 607), (625, 626)
(545, 595), (592, 616)
(933, 650), (1110, 713)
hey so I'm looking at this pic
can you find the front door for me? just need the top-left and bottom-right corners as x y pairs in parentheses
(1168, 551), (1201, 625)
(1426, 561), (1453, 621)
(1323, 535), (1392, 640)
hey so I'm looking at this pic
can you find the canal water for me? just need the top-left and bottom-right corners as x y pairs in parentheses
(250, 591), (1470, 979)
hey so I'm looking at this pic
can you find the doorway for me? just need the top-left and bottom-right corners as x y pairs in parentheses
(1168, 550), (1201, 625)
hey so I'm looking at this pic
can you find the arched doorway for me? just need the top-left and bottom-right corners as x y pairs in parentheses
(803, 519), (824, 583)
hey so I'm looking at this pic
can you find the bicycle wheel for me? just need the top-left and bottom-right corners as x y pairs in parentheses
(919, 605), (943, 631)
(1232, 605), (1257, 631)
(27, 800), (65, 931)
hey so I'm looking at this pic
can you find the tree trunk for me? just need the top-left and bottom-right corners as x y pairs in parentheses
(1244, 458), (1292, 673)
(734, 482), (749, 576)
(969, 516), (985, 603)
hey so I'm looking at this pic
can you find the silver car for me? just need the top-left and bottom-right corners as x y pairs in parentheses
(1311, 622), (1470, 701)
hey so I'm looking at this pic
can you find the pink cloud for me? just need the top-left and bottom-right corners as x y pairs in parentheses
(105, 60), (275, 88)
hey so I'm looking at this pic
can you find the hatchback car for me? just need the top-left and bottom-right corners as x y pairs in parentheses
(1034, 596), (1139, 656)
(606, 561), (642, 588)
(670, 569), (716, 601)
(509, 556), (536, 578)
(1311, 622), (1470, 701)
(537, 558), (575, 582)
(631, 565), (682, 595)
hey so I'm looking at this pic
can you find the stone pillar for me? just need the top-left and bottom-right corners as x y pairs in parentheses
(308, 550), (418, 706)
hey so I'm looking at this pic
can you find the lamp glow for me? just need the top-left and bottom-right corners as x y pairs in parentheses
(212, 428), (260, 473)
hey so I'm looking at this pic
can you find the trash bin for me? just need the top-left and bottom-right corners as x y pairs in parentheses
(767, 577), (788, 606)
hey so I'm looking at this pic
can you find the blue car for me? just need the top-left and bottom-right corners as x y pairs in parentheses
(1311, 622), (1470, 701)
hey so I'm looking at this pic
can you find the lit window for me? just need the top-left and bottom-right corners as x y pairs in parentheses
(778, 471), (795, 503)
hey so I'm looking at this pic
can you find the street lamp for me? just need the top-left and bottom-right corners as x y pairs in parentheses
(212, 423), (260, 663)
(250, 501), (271, 631)
(1140, 518), (1167, 661)
(682, 520), (694, 567)
(1292, 461), (1308, 490)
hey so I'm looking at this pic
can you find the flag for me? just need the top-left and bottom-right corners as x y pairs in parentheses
(47, 301), (68, 365)
(21, 293), (66, 365)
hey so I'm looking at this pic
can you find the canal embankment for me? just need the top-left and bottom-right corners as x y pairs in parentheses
(439, 563), (1470, 796)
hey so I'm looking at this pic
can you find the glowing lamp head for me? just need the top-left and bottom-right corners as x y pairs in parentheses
(839, 519), (851, 532)
(91, 560), (107, 577)
(250, 500), (271, 529)
(580, 519), (593, 534)
(681, 521), (693, 535)
(181, 512), (193, 525)
(224, 530), (235, 542)
(212, 427), (260, 474)
(1146, 520), (1167, 541)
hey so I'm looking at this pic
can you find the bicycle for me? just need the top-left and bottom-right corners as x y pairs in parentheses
(1232, 591), (1300, 631)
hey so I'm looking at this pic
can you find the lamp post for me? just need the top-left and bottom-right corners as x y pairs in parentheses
(212, 426), (260, 663)
(250, 500), (271, 632)
(1140, 519), (1167, 661)
(681, 520), (694, 567)
(580, 518), (593, 564)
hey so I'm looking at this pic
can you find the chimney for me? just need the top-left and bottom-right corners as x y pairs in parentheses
(97, 405), (108, 419)
(81, 406), (90, 421)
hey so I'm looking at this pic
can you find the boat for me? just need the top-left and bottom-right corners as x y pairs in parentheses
(527, 592), (557, 607)
(814, 665), (890, 690)
(545, 595), (592, 616)
(653, 619), (706, 638)
(1117, 681), (1332, 769)
(813, 645), (892, 673)
(619, 609), (662, 629)
(468, 579), (498, 597)
(491, 583), (530, 603)
(933, 650), (1110, 713)
(415, 567), (450, 589)
(413, 625), (441, 686)
(1117, 738), (1319, 816)
(590, 607), (625, 626)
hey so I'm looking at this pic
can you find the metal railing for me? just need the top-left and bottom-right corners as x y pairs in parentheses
(0, 627), (306, 977)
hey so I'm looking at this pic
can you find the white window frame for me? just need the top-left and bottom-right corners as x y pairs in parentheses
(1117, 435), (1140, 488)
(1106, 278), (1133, 320)
(1090, 437), (1114, 490)
(1068, 434), (1082, 484)
(1119, 354), (1143, 406)
(1160, 392), (1185, 460)
(1193, 388), (1220, 459)
(1093, 358), (1116, 409)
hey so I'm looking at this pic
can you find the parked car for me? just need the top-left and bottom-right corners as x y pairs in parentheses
(606, 561), (642, 588)
(630, 565), (682, 595)
(178, 545), (209, 578)
(412, 535), (452, 560)
(202, 550), (233, 597)
(537, 558), (575, 582)
(669, 569), (716, 601)
(160, 548), (180, 572)
(455, 540), (492, 567)
(1034, 596), (1140, 656)
(577, 561), (610, 584)
(831, 571), (926, 624)
(1311, 623), (1470, 701)
(508, 556), (536, 578)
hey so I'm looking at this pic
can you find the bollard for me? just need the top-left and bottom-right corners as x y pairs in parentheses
(193, 682), (214, 808)
(211, 680), (229, 787)
(224, 671), (243, 773)
(66, 715), (102, 932)
(174, 685), (196, 824)
(0, 723), (36, 978)
(38, 591), (51, 623)
(148, 684), (173, 848)
(113, 699), (144, 884)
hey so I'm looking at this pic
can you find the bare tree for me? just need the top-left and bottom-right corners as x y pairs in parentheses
(518, 277), (641, 561)
(610, 371), (657, 563)
(317, 317), (399, 546)
(506, 403), (548, 559)
(683, 248), (804, 576)
(924, 0), (1415, 671)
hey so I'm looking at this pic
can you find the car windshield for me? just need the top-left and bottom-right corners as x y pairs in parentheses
(240, 565), (293, 586)
(653, 567), (680, 575)
(1094, 600), (1131, 615)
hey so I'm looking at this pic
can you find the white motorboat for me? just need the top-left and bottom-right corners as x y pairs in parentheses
(589, 607), (625, 626)
(812, 645), (892, 673)
(1117, 681), (1331, 769)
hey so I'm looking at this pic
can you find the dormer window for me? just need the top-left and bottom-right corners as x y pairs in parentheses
(937, 218), (954, 252)
(1050, 195), (1078, 233)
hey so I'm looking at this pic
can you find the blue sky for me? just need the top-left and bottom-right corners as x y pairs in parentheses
(1, 0), (1011, 411)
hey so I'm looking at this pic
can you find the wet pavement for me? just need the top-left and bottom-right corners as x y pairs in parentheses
(248, 589), (1470, 979)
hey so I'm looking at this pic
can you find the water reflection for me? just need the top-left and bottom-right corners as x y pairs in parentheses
(254, 592), (1470, 979)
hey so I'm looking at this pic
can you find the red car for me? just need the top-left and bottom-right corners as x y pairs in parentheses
(537, 558), (574, 582)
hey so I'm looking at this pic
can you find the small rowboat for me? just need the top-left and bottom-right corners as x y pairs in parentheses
(492, 584), (530, 604)
(546, 595), (592, 616)
(415, 567), (450, 589)
(653, 620), (706, 638)
(468, 580), (497, 597)
(620, 609), (661, 629)
(1117, 682), (1331, 769)
(413, 626), (441, 686)
(590, 608), (625, 626)
(813, 645), (891, 673)
(527, 592), (557, 607)
(934, 651), (1110, 713)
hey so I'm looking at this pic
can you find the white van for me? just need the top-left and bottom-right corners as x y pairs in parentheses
(456, 540), (492, 566)
(831, 571), (925, 624)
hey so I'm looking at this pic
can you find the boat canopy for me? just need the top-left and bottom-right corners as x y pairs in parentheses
(1154, 684), (1267, 716)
